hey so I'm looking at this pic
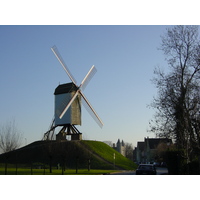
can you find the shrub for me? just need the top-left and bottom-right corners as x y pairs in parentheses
(164, 150), (185, 175)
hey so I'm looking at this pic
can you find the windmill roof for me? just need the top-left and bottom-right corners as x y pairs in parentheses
(54, 82), (78, 95)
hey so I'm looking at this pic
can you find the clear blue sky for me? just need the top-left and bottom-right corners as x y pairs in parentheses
(0, 25), (171, 147)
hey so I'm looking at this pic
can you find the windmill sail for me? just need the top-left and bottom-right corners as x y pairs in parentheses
(51, 45), (103, 128)
(51, 45), (77, 85)
(80, 91), (104, 128)
(80, 65), (97, 90)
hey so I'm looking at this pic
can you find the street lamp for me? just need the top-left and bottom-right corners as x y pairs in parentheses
(113, 153), (115, 169)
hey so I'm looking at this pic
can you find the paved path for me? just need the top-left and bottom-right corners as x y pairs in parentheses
(106, 167), (168, 175)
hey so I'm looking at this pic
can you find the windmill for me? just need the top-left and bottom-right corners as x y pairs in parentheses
(43, 45), (103, 141)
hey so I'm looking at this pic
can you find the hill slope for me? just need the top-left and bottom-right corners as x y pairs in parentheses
(0, 140), (137, 170)
(81, 140), (136, 170)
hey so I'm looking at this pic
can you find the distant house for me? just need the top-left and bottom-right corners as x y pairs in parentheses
(113, 139), (125, 156)
(136, 142), (145, 163)
(136, 137), (172, 164)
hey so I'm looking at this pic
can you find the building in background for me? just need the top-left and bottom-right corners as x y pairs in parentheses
(113, 139), (125, 156)
(135, 137), (172, 164)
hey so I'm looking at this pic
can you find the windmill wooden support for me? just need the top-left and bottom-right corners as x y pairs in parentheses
(55, 124), (82, 141)
(43, 45), (103, 141)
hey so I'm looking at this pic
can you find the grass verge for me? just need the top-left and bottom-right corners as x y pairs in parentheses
(0, 167), (120, 175)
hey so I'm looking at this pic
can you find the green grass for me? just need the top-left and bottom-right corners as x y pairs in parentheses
(0, 140), (137, 174)
(0, 166), (119, 175)
(82, 140), (137, 170)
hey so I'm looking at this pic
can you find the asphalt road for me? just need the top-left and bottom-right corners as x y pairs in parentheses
(107, 167), (168, 175)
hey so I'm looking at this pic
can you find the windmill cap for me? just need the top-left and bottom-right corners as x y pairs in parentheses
(54, 82), (78, 95)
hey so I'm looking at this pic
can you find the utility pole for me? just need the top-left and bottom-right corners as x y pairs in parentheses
(113, 153), (115, 170)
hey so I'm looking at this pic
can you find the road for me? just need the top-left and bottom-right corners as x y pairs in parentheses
(107, 167), (168, 175)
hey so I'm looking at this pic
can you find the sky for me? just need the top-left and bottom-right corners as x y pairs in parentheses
(0, 1), (198, 197)
(0, 25), (172, 147)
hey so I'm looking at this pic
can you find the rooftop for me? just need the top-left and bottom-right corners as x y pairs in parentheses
(54, 82), (78, 95)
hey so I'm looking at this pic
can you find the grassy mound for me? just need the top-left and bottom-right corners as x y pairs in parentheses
(0, 140), (137, 171)
(82, 140), (136, 170)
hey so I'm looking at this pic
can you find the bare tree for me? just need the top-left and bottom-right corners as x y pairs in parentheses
(0, 120), (23, 153)
(125, 143), (133, 161)
(149, 25), (200, 162)
(103, 141), (113, 147)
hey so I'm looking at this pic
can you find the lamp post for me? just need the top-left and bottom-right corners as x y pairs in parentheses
(113, 153), (115, 170)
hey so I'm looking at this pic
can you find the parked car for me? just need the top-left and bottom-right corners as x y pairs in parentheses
(136, 164), (157, 175)
(153, 162), (160, 167)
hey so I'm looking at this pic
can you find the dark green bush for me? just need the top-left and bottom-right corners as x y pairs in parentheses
(182, 160), (200, 175)
(164, 150), (185, 175)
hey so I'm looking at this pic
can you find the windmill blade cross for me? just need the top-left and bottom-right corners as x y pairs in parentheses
(51, 46), (103, 128)
(51, 45), (77, 85)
